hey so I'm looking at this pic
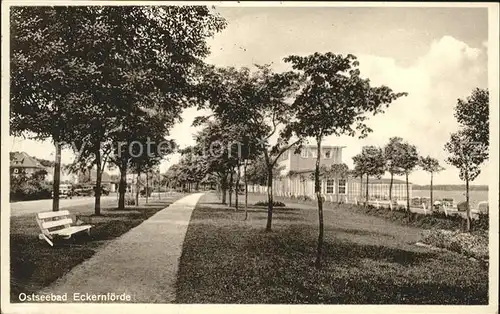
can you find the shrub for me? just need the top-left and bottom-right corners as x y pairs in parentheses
(474, 213), (489, 231)
(420, 229), (488, 261)
(254, 201), (286, 207)
(126, 198), (136, 205)
(10, 175), (52, 201)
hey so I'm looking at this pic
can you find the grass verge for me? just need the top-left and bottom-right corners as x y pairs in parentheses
(10, 193), (186, 302)
(175, 193), (488, 304)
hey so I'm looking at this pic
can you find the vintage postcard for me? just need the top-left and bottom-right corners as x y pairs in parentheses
(1, 1), (498, 314)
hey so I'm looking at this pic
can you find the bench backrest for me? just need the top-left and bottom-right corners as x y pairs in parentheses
(36, 210), (73, 236)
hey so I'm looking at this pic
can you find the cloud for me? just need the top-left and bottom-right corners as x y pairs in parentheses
(325, 36), (487, 184)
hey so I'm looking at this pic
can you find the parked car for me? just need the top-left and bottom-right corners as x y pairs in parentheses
(51, 184), (72, 199)
(93, 186), (110, 196)
(72, 185), (109, 196)
(73, 185), (94, 196)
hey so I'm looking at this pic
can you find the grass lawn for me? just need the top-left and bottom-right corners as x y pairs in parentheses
(10, 192), (187, 302)
(175, 192), (488, 304)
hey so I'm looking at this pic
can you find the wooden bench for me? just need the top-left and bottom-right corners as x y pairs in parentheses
(36, 210), (92, 246)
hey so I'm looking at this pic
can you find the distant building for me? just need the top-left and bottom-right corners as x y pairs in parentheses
(76, 169), (113, 191)
(276, 145), (345, 175)
(44, 167), (78, 184)
(10, 152), (45, 177)
(249, 145), (411, 202)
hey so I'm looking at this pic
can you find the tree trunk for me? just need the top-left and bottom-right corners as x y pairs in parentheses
(52, 140), (62, 212)
(235, 162), (240, 211)
(265, 166), (274, 232)
(221, 176), (227, 204)
(314, 138), (324, 268)
(430, 172), (433, 212)
(244, 159), (248, 220)
(365, 175), (369, 207)
(465, 176), (471, 232)
(118, 161), (127, 210)
(359, 174), (363, 205)
(389, 172), (394, 201)
(94, 144), (102, 216)
(229, 169), (233, 207)
(135, 171), (140, 207)
(405, 172), (410, 218)
(146, 172), (149, 204)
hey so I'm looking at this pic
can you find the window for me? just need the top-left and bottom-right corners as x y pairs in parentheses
(324, 150), (331, 159)
(300, 150), (308, 158)
(310, 149), (317, 158)
(326, 179), (335, 194)
(338, 179), (347, 194)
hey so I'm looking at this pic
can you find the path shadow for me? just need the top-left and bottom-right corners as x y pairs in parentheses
(325, 240), (437, 266)
(326, 225), (395, 238)
(245, 231), (437, 267)
(252, 215), (305, 223)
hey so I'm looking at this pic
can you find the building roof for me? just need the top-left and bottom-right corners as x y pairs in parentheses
(10, 152), (44, 169)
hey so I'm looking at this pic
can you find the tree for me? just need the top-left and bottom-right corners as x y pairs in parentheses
(396, 141), (419, 217)
(10, 7), (98, 211)
(445, 131), (488, 232)
(353, 146), (385, 206)
(284, 52), (406, 267)
(12, 6), (226, 215)
(246, 157), (283, 186)
(77, 6), (225, 215)
(108, 103), (178, 210)
(445, 134), (488, 231)
(383, 137), (405, 201)
(419, 156), (444, 211)
(190, 120), (234, 204)
(198, 65), (302, 231)
(445, 88), (489, 232)
(350, 161), (365, 204)
(455, 88), (489, 149)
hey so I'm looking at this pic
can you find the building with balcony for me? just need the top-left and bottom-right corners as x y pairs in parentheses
(249, 145), (411, 202)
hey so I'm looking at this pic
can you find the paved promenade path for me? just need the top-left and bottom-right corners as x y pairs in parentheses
(42, 193), (204, 303)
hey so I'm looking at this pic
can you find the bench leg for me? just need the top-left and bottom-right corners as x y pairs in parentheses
(39, 233), (53, 247)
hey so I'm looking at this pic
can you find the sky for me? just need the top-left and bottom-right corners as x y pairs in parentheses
(9, 5), (491, 185)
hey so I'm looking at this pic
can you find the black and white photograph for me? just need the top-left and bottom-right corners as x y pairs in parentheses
(1, 2), (498, 313)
